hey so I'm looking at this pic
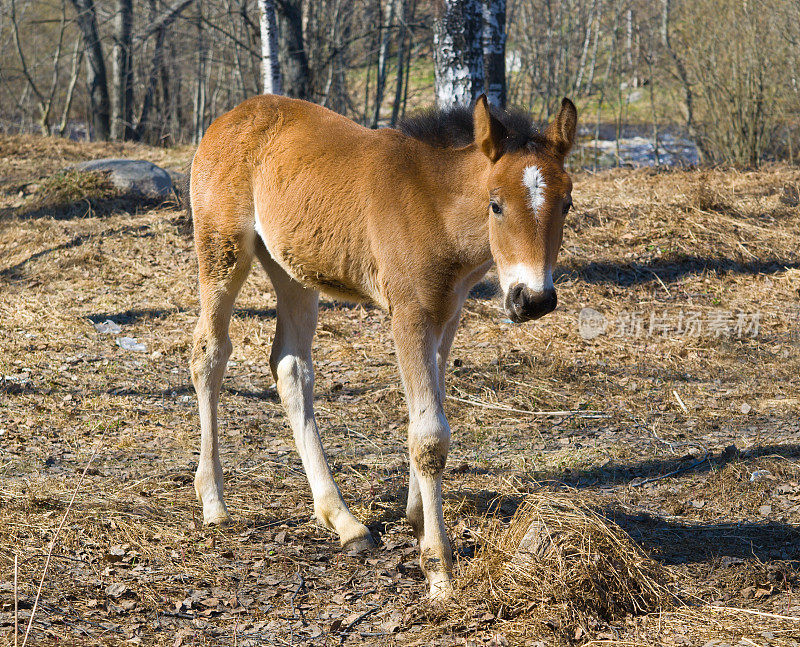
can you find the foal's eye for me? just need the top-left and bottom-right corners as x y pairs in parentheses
(490, 201), (502, 216)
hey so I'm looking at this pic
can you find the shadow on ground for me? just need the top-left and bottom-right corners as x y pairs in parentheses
(560, 255), (800, 287)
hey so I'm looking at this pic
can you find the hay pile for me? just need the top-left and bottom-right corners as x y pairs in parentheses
(454, 493), (673, 641)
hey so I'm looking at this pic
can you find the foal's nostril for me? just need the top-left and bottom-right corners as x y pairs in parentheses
(509, 283), (525, 306)
(505, 285), (558, 322)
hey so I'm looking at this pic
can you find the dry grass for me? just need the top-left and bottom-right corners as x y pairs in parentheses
(0, 135), (799, 645)
(449, 493), (673, 643)
(13, 169), (122, 220)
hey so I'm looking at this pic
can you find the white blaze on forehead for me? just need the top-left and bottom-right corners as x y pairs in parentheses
(498, 263), (554, 294)
(522, 165), (547, 213)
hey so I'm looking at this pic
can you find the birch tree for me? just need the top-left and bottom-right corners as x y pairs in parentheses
(258, 0), (282, 94)
(434, 0), (507, 109)
(433, 0), (484, 108)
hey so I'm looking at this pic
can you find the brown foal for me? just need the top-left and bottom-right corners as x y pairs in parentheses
(189, 93), (577, 599)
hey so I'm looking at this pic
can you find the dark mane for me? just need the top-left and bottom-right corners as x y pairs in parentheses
(396, 102), (547, 153)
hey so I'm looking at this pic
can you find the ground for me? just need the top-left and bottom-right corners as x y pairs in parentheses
(0, 134), (799, 646)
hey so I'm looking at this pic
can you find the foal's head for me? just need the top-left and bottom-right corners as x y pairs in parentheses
(473, 96), (577, 324)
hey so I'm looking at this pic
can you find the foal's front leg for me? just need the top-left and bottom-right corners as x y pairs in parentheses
(393, 308), (454, 600)
(407, 308), (461, 543)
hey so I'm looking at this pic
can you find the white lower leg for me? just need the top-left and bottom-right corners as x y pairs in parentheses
(275, 353), (371, 547)
(410, 410), (453, 600)
(416, 470), (453, 600)
(192, 337), (232, 525)
(406, 468), (424, 540)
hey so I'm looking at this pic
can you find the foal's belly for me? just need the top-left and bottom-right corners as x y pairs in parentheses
(255, 206), (380, 306)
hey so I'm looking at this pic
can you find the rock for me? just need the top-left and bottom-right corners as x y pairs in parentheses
(510, 519), (562, 570)
(73, 158), (173, 199)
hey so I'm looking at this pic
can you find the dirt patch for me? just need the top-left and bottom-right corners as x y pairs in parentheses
(0, 136), (799, 645)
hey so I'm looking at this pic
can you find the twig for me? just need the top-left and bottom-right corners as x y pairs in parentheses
(339, 605), (379, 644)
(289, 574), (307, 624)
(21, 444), (100, 647)
(643, 267), (672, 297)
(630, 452), (709, 488)
(672, 390), (689, 414)
(706, 605), (800, 622)
(446, 395), (606, 418)
(14, 553), (18, 647)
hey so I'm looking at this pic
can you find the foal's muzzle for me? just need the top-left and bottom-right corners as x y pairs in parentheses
(504, 284), (557, 323)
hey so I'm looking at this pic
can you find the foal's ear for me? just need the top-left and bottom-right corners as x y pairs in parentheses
(545, 97), (578, 159)
(473, 94), (507, 163)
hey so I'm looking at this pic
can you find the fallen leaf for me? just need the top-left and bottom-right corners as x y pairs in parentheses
(754, 586), (773, 599)
(105, 583), (128, 598)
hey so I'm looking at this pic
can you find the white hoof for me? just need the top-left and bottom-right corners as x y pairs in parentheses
(202, 501), (231, 526)
(427, 574), (454, 602)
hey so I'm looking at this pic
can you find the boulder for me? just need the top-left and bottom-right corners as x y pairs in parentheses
(73, 158), (173, 199)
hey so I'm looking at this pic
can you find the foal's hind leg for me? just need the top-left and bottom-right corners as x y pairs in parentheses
(191, 224), (253, 525)
(256, 245), (374, 550)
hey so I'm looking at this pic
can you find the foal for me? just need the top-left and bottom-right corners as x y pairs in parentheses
(190, 94), (576, 600)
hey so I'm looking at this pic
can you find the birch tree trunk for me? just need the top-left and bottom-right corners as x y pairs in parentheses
(258, 0), (282, 94)
(481, 0), (506, 107)
(574, 0), (597, 95)
(433, 0), (484, 108)
(69, 0), (110, 140)
(111, 0), (134, 140)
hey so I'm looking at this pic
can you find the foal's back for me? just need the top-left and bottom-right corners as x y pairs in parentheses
(191, 94), (464, 308)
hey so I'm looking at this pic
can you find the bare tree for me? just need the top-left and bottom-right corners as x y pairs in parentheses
(390, 0), (412, 126)
(10, 0), (69, 135)
(660, 0), (700, 159)
(134, 0), (193, 140)
(481, 0), (506, 106)
(275, 0), (309, 99)
(111, 0), (134, 140)
(371, 0), (398, 127)
(57, 39), (84, 137)
(69, 0), (111, 139)
(193, 0), (208, 143)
